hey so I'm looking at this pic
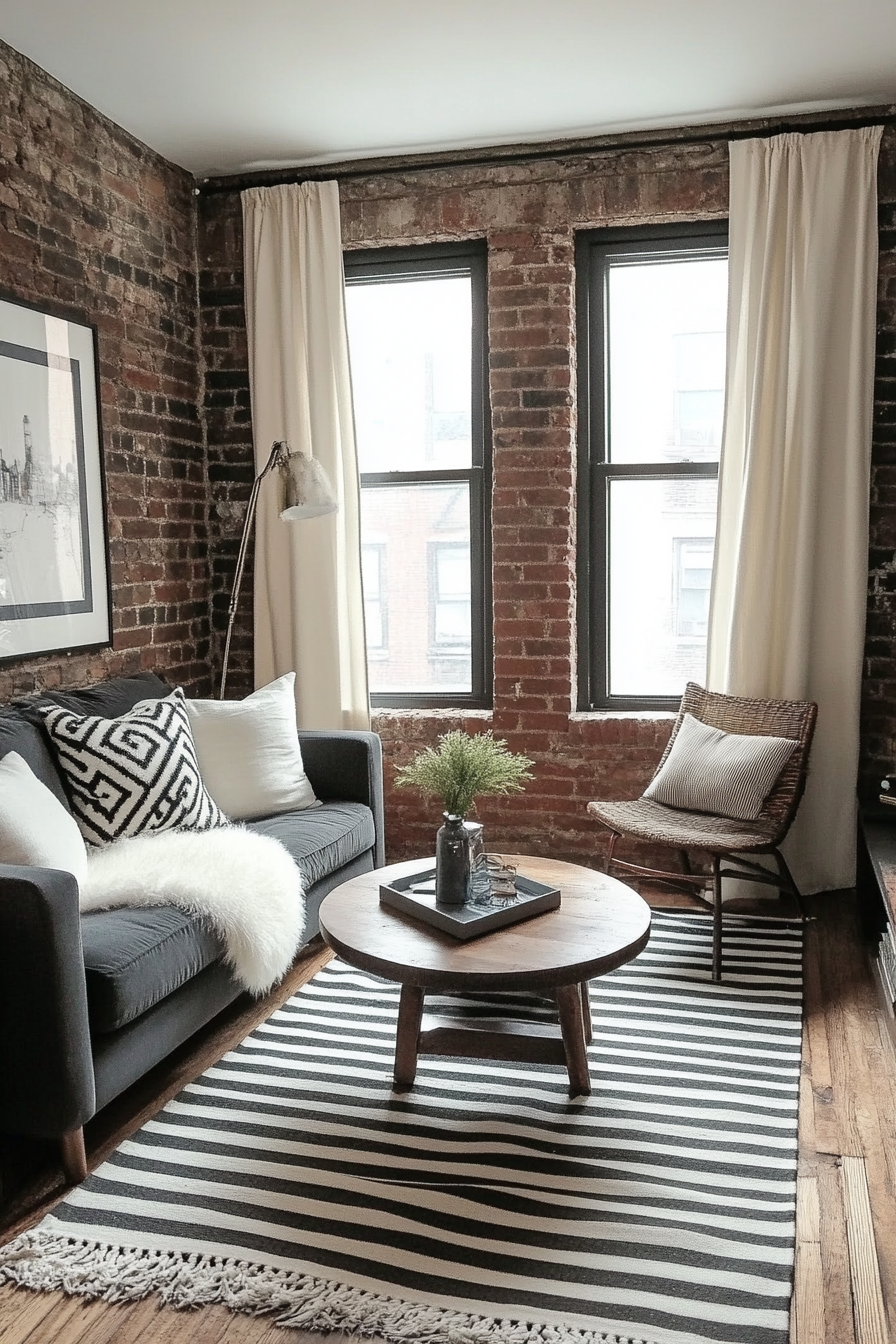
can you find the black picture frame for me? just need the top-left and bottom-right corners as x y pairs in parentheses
(0, 295), (111, 662)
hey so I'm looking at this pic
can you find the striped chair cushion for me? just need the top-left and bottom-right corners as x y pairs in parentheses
(644, 712), (798, 821)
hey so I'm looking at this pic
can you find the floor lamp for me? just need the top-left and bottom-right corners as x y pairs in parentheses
(219, 440), (338, 699)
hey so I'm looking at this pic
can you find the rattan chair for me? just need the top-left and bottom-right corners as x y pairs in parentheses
(587, 682), (817, 981)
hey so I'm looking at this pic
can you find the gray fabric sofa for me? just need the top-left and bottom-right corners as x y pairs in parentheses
(0, 671), (384, 1183)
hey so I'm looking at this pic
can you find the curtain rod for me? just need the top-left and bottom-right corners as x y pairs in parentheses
(196, 106), (896, 196)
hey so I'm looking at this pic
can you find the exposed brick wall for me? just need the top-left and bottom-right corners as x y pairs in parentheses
(198, 124), (896, 867)
(863, 140), (896, 792)
(0, 40), (209, 702)
(197, 195), (254, 699)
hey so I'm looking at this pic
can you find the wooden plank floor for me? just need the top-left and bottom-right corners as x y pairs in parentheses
(0, 889), (893, 1344)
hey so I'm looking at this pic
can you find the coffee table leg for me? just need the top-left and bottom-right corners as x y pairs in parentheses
(556, 983), (591, 1097)
(394, 984), (424, 1092)
(579, 980), (593, 1044)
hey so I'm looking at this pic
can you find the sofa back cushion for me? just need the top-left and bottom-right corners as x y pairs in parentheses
(0, 712), (70, 807)
(8, 671), (173, 812)
(20, 670), (171, 722)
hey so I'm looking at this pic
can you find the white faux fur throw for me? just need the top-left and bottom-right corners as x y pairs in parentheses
(81, 828), (306, 996)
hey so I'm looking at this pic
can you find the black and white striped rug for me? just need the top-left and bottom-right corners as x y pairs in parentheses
(1, 912), (803, 1344)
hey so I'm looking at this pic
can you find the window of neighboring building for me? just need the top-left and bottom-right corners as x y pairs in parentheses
(674, 538), (714, 638)
(430, 540), (471, 647)
(344, 242), (491, 707)
(361, 542), (387, 654)
(576, 223), (728, 710)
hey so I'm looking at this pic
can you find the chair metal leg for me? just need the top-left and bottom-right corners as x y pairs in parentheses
(605, 830), (621, 876)
(712, 855), (723, 982)
(773, 848), (805, 918)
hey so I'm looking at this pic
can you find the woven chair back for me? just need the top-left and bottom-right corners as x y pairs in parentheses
(652, 682), (818, 837)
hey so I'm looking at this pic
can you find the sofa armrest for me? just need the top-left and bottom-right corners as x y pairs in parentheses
(0, 865), (96, 1139)
(298, 730), (385, 867)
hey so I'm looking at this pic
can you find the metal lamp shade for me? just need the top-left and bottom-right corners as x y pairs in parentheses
(278, 449), (338, 520)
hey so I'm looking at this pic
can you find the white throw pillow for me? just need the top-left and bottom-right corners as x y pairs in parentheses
(643, 712), (798, 822)
(0, 751), (88, 884)
(186, 673), (318, 820)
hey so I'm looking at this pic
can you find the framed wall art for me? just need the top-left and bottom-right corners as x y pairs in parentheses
(0, 295), (111, 661)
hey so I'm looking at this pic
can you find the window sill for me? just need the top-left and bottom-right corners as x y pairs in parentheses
(372, 707), (493, 723)
(569, 710), (677, 722)
(370, 707), (675, 726)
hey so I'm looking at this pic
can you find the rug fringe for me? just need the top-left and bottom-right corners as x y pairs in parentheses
(0, 1231), (655, 1344)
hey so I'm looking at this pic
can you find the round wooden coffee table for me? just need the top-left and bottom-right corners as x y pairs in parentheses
(318, 854), (650, 1097)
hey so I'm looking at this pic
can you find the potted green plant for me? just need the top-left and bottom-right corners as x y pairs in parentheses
(395, 730), (533, 905)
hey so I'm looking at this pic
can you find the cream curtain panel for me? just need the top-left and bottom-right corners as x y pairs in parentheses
(708, 127), (882, 893)
(241, 181), (369, 731)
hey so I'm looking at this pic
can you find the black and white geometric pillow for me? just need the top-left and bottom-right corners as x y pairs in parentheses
(39, 690), (228, 847)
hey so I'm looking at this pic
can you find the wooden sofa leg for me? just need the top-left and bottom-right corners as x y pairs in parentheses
(60, 1127), (87, 1184)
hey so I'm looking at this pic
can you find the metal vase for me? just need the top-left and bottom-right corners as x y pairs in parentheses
(435, 812), (471, 905)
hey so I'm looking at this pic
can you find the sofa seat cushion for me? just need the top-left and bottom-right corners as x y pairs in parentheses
(81, 906), (225, 1035)
(247, 801), (375, 888)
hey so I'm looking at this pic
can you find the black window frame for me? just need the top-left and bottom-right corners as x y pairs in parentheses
(575, 221), (728, 712)
(344, 240), (492, 710)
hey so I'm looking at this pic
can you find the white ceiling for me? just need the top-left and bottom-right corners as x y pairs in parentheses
(1, 0), (895, 179)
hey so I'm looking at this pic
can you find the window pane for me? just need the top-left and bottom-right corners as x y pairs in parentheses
(608, 478), (717, 698)
(607, 256), (727, 465)
(346, 277), (472, 473)
(360, 483), (471, 694)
